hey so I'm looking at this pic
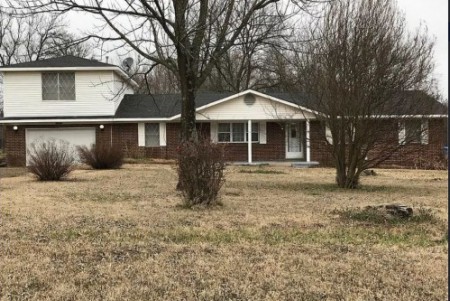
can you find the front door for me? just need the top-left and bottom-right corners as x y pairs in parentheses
(286, 122), (303, 159)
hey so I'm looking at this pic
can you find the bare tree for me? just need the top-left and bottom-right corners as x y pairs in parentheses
(0, 10), (90, 64)
(288, 0), (438, 188)
(135, 64), (180, 95)
(201, 4), (293, 93)
(6, 0), (309, 141)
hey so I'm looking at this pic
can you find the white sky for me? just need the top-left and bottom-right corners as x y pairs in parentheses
(396, 0), (448, 100)
(66, 0), (448, 100)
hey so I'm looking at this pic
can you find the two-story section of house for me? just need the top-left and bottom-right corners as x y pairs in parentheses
(0, 55), (447, 168)
(0, 56), (138, 165)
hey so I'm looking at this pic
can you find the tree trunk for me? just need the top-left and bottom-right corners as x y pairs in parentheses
(180, 85), (197, 142)
(336, 165), (360, 189)
(177, 48), (197, 142)
(177, 54), (198, 190)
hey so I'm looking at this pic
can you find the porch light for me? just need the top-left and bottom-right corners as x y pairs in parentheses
(99, 124), (105, 130)
(13, 126), (18, 131)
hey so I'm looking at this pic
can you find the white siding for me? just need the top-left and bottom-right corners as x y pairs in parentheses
(3, 70), (123, 117)
(195, 95), (315, 121)
(113, 72), (134, 111)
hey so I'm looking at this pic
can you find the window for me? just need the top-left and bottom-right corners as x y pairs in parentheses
(218, 122), (259, 143)
(145, 123), (160, 146)
(404, 120), (422, 144)
(399, 120), (428, 145)
(247, 123), (259, 142)
(42, 72), (76, 100)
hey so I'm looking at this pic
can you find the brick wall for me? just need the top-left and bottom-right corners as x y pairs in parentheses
(371, 119), (447, 168)
(4, 125), (26, 166)
(310, 121), (334, 166)
(308, 119), (448, 168)
(4, 118), (447, 168)
(108, 122), (285, 161)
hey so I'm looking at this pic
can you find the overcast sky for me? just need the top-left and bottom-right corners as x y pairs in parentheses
(396, 0), (448, 100)
(67, 0), (448, 100)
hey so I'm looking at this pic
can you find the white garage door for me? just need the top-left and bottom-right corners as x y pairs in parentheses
(26, 127), (96, 163)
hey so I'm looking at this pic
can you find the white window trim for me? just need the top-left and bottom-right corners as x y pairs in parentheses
(398, 119), (428, 145)
(325, 126), (333, 145)
(138, 122), (167, 147)
(159, 122), (167, 146)
(217, 122), (260, 143)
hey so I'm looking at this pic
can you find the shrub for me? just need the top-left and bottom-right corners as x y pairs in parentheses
(177, 138), (226, 207)
(77, 144), (124, 169)
(27, 139), (75, 181)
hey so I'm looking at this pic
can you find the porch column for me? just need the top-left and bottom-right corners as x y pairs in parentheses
(248, 120), (252, 163)
(306, 120), (311, 162)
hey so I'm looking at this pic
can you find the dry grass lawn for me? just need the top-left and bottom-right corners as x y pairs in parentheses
(0, 164), (448, 300)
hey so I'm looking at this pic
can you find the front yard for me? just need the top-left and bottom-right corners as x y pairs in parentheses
(0, 164), (447, 300)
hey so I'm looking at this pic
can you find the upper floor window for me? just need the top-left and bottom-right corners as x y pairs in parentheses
(42, 72), (76, 100)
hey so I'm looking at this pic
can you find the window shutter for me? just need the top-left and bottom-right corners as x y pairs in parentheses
(259, 122), (267, 144)
(138, 123), (145, 146)
(210, 122), (218, 142)
(325, 126), (333, 145)
(398, 121), (406, 145)
(159, 122), (167, 146)
(421, 120), (429, 145)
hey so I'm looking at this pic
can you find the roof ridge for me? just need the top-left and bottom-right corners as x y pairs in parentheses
(0, 55), (117, 68)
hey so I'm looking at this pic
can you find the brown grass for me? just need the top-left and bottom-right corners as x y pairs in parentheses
(0, 165), (447, 300)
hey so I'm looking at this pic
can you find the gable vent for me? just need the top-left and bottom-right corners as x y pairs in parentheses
(244, 93), (256, 106)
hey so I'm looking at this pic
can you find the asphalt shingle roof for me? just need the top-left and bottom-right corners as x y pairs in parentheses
(0, 55), (117, 68)
(114, 92), (236, 118)
(114, 90), (447, 119)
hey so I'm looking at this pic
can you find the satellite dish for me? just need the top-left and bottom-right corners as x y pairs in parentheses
(122, 57), (134, 71)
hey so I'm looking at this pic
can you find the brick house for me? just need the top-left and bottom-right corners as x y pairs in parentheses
(0, 55), (447, 167)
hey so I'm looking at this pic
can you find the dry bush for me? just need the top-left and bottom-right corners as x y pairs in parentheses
(27, 139), (75, 181)
(177, 138), (226, 207)
(413, 157), (448, 170)
(77, 144), (124, 169)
